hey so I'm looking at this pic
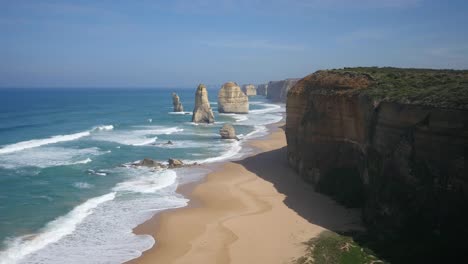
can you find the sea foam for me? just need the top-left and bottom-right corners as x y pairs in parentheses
(0, 193), (116, 264)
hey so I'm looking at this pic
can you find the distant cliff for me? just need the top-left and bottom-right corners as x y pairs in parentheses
(267, 78), (300, 102)
(241, 84), (257, 96)
(257, 84), (268, 96)
(286, 68), (468, 246)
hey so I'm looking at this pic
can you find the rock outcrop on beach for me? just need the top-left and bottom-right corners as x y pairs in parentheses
(286, 67), (468, 253)
(267, 78), (300, 102)
(192, 84), (215, 123)
(218, 82), (249, 114)
(242, 84), (257, 96)
(219, 124), (238, 140)
(257, 83), (268, 96)
(266, 79), (299, 103)
(172, 92), (184, 112)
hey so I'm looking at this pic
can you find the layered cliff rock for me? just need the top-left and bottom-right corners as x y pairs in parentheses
(241, 84), (257, 96)
(218, 82), (249, 114)
(192, 84), (215, 123)
(286, 68), (468, 242)
(267, 78), (300, 102)
(257, 83), (268, 96)
(171, 92), (184, 112)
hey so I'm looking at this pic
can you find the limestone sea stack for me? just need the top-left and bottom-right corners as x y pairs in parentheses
(218, 82), (249, 114)
(242, 84), (257, 96)
(192, 84), (215, 123)
(219, 124), (238, 140)
(171, 92), (184, 112)
(257, 83), (268, 96)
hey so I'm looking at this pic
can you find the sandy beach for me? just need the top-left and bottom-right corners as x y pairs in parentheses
(128, 123), (362, 264)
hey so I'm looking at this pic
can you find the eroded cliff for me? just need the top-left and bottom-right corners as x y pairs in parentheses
(267, 78), (300, 102)
(257, 83), (268, 96)
(286, 68), (468, 252)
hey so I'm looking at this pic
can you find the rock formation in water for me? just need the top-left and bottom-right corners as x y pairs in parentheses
(286, 67), (468, 253)
(172, 92), (184, 112)
(267, 78), (300, 102)
(168, 158), (184, 168)
(134, 158), (166, 169)
(241, 84), (257, 96)
(192, 84), (215, 123)
(218, 82), (249, 114)
(257, 83), (268, 96)
(219, 124), (238, 140)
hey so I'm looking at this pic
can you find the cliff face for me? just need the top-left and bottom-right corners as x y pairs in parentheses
(257, 84), (268, 96)
(192, 84), (215, 123)
(267, 78), (300, 102)
(286, 69), (468, 236)
(241, 84), (257, 96)
(218, 82), (249, 114)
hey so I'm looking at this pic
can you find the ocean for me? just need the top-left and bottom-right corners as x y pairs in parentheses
(0, 88), (284, 264)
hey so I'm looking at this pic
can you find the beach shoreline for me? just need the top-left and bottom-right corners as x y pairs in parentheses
(127, 121), (362, 264)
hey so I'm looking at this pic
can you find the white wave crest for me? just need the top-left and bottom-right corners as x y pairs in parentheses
(0, 132), (90, 155)
(113, 169), (177, 194)
(91, 126), (183, 146)
(0, 193), (116, 264)
(168, 111), (192, 115)
(93, 125), (114, 131)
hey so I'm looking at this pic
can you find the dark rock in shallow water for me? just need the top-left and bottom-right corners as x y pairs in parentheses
(135, 158), (165, 169)
(168, 158), (184, 168)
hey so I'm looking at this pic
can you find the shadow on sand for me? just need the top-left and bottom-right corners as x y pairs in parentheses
(235, 146), (468, 264)
(234, 146), (362, 232)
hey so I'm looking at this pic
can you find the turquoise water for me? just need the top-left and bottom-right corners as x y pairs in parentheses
(0, 88), (283, 263)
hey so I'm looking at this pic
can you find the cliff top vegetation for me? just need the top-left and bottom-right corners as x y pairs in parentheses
(292, 67), (468, 109)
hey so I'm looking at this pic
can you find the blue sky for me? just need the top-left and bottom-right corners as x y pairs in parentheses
(1, 0), (467, 88)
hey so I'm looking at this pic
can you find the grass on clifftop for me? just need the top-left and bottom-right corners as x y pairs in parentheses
(295, 231), (386, 264)
(330, 67), (468, 109)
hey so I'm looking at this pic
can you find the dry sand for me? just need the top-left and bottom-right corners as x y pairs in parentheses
(128, 124), (362, 264)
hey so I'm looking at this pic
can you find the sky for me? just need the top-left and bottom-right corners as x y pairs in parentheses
(1, 0), (467, 88)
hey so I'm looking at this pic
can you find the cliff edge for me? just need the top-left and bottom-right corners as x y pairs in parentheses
(286, 67), (468, 260)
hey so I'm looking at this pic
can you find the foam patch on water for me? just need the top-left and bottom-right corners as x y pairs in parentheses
(0, 147), (107, 169)
(0, 193), (116, 264)
(73, 182), (94, 189)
